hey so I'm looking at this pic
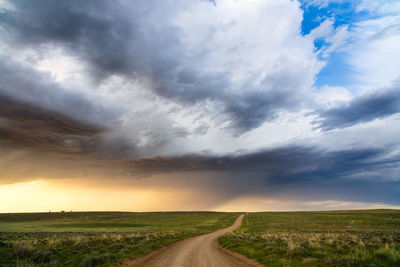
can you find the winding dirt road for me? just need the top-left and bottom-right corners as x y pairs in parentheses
(122, 214), (260, 267)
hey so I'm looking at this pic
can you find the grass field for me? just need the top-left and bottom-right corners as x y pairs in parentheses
(0, 211), (238, 266)
(219, 209), (400, 266)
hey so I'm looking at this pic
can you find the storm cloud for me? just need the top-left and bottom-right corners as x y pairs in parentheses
(0, 0), (399, 211)
(0, 94), (101, 153)
(1, 97), (398, 205)
(0, 0), (319, 134)
(314, 84), (400, 131)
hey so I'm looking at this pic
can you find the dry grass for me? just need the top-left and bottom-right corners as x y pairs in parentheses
(0, 211), (238, 266)
(220, 210), (400, 266)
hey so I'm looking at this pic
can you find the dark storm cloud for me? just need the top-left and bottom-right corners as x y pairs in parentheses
(0, 0), (310, 134)
(0, 56), (190, 159)
(313, 85), (400, 131)
(0, 57), (120, 125)
(0, 94), (147, 159)
(0, 94), (101, 153)
(1, 98), (399, 205)
(127, 145), (399, 183)
(0, 0), (136, 79)
(1, 94), (397, 190)
(4, 98), (395, 186)
(123, 145), (400, 204)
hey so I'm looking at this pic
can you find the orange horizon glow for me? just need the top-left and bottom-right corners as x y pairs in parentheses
(1, 179), (399, 213)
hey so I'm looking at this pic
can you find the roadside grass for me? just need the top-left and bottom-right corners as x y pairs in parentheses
(219, 209), (400, 266)
(0, 211), (238, 266)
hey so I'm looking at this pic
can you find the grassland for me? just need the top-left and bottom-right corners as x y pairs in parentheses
(0, 211), (238, 266)
(219, 209), (400, 266)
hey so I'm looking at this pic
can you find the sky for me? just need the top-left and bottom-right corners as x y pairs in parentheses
(0, 0), (399, 212)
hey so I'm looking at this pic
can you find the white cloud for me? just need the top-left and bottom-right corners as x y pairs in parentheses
(314, 85), (353, 107)
(342, 16), (400, 90)
(0, 0), (14, 10)
(301, 0), (348, 9)
(308, 19), (335, 41)
(357, 0), (400, 15)
(174, 0), (318, 88)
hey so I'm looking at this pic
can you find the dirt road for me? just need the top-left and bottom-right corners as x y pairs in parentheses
(123, 214), (260, 267)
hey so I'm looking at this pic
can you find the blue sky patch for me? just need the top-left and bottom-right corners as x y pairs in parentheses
(299, 0), (373, 88)
(315, 52), (353, 87)
(300, 1), (359, 34)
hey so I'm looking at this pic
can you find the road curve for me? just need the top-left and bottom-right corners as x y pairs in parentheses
(122, 214), (260, 267)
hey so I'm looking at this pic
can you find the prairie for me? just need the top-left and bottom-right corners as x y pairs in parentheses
(219, 209), (400, 266)
(0, 211), (238, 266)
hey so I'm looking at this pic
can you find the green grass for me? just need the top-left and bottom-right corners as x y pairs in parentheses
(219, 209), (400, 266)
(0, 211), (238, 266)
